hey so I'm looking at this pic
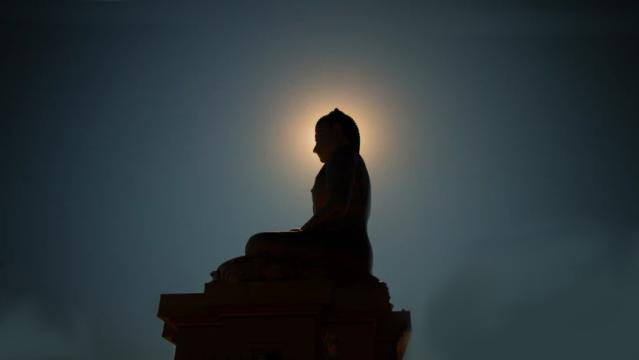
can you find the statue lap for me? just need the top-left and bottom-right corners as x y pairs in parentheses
(215, 230), (373, 283)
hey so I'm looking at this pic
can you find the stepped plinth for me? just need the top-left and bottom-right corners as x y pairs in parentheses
(158, 259), (410, 359)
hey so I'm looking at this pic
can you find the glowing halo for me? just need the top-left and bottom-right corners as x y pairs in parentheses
(268, 86), (393, 185)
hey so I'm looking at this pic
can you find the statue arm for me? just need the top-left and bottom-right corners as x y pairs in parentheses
(302, 207), (340, 232)
(301, 150), (355, 231)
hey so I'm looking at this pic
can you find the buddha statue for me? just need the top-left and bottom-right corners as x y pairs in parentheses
(214, 108), (373, 283)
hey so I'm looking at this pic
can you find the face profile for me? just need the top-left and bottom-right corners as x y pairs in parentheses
(313, 121), (346, 163)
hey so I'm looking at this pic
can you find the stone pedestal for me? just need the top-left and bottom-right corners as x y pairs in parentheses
(158, 277), (410, 359)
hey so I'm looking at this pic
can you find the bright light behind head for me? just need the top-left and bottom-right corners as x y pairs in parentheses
(270, 85), (390, 184)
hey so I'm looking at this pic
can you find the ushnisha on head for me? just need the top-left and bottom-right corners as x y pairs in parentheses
(313, 108), (361, 163)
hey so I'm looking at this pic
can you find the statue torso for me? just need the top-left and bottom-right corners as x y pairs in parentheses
(311, 146), (371, 232)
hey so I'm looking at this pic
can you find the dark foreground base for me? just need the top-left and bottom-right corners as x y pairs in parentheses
(158, 278), (411, 359)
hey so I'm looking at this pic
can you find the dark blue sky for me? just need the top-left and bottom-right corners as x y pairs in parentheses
(2, 1), (638, 359)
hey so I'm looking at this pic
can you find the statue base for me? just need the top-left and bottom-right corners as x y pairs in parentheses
(158, 277), (411, 359)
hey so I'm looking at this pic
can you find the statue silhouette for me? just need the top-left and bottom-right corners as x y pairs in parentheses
(215, 108), (373, 282)
(161, 109), (411, 359)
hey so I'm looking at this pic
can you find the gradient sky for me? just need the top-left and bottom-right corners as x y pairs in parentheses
(2, 1), (639, 359)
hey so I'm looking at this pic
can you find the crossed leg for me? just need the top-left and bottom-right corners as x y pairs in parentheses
(245, 230), (373, 275)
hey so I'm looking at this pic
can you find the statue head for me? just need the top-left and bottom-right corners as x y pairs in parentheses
(313, 108), (360, 163)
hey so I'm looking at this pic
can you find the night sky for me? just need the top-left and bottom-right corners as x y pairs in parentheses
(2, 1), (639, 359)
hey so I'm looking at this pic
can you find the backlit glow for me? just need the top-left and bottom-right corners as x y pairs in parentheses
(269, 84), (394, 187)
